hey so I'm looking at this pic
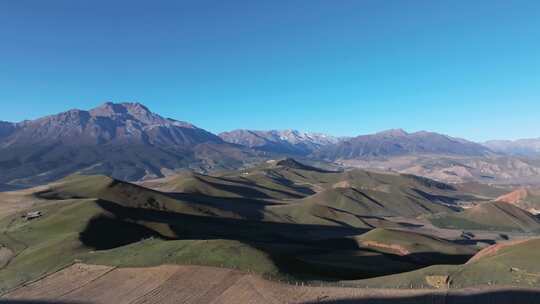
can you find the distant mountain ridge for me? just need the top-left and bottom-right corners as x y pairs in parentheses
(0, 121), (16, 139)
(220, 128), (494, 159)
(314, 129), (493, 160)
(484, 138), (540, 157)
(219, 129), (342, 155)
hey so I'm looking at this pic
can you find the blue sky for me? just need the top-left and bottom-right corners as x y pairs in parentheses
(0, 0), (539, 141)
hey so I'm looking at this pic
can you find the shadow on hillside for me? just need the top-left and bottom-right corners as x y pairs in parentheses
(191, 175), (279, 199)
(166, 192), (282, 221)
(241, 176), (316, 196)
(86, 199), (366, 246)
(302, 289), (540, 304)
(79, 216), (164, 250)
(78, 199), (473, 281)
(412, 188), (461, 205)
(453, 239), (497, 246)
(194, 175), (315, 198)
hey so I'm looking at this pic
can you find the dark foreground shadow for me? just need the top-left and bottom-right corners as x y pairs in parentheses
(303, 289), (540, 304)
(0, 301), (88, 304)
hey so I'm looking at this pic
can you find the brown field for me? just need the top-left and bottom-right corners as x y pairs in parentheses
(3, 263), (540, 304)
(495, 188), (528, 205)
(4, 264), (113, 300)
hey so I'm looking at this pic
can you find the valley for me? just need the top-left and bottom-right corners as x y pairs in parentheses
(1, 157), (540, 303)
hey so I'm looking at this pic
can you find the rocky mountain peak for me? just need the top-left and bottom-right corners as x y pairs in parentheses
(376, 129), (409, 137)
(89, 102), (152, 122)
(0, 102), (220, 147)
(0, 102), (249, 186)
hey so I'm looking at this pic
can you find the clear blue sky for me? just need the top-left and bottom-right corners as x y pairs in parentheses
(1, 0), (539, 141)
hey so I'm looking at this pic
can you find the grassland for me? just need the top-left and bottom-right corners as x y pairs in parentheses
(429, 201), (540, 233)
(1, 159), (538, 295)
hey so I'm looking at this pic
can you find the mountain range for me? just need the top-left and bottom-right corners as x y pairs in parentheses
(484, 138), (540, 157)
(313, 128), (492, 159)
(218, 129), (342, 155)
(0, 102), (260, 189)
(0, 102), (538, 189)
(219, 128), (493, 158)
(0, 103), (222, 147)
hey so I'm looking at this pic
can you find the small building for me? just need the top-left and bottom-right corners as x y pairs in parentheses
(24, 211), (43, 220)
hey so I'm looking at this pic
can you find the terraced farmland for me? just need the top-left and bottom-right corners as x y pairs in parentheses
(5, 263), (540, 304)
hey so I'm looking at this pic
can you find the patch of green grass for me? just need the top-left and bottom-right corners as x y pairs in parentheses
(430, 215), (520, 232)
(429, 202), (540, 233)
(83, 238), (280, 275)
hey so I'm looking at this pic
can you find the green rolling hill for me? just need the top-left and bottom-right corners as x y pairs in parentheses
(429, 201), (540, 233)
(0, 158), (536, 294)
(352, 238), (540, 289)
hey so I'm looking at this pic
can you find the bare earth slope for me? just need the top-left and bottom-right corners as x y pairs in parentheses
(495, 188), (540, 214)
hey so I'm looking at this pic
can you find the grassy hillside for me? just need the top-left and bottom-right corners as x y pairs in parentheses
(454, 181), (509, 199)
(352, 238), (540, 289)
(270, 186), (455, 221)
(429, 201), (540, 233)
(0, 197), (290, 293)
(0, 199), (104, 292)
(140, 171), (312, 200)
(354, 228), (476, 258)
(1, 160), (536, 293)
